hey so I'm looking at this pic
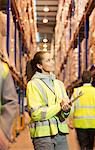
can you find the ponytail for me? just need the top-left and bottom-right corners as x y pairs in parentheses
(26, 59), (36, 82)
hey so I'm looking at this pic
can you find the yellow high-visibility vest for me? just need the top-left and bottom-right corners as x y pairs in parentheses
(26, 77), (69, 138)
(72, 84), (95, 128)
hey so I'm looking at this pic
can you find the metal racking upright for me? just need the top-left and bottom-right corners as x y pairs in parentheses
(0, 0), (37, 138)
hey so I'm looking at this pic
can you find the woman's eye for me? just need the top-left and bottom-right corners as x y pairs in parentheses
(46, 59), (50, 62)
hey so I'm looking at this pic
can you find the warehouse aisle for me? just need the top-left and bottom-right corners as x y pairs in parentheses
(9, 126), (95, 150)
(9, 126), (34, 150)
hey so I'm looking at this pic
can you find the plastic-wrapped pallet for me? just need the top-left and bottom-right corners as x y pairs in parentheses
(0, 12), (6, 36)
(55, 49), (62, 77)
(66, 22), (71, 51)
(9, 11), (15, 66)
(89, 8), (95, 47)
(78, 0), (89, 22)
(89, 45), (95, 65)
(16, 29), (20, 73)
(56, 0), (63, 24)
(81, 39), (86, 73)
(61, 36), (66, 59)
(0, 12), (9, 61)
(88, 46), (94, 67)
(72, 48), (78, 81)
(21, 56), (27, 78)
(89, 8), (95, 66)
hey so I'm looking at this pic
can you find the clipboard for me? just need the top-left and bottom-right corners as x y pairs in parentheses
(69, 91), (84, 105)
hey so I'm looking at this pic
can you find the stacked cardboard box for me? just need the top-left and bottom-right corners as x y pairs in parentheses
(89, 7), (95, 66)
(71, 48), (78, 81)
(9, 11), (15, 66)
(0, 12), (8, 59)
(55, 0), (71, 52)
(81, 39), (86, 73)
(78, 0), (88, 22)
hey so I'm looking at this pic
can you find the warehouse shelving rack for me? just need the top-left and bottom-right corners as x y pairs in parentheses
(55, 0), (95, 96)
(61, 0), (95, 71)
(0, 0), (37, 138)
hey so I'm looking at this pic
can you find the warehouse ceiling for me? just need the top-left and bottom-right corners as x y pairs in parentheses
(0, 0), (59, 51)
(36, 0), (59, 50)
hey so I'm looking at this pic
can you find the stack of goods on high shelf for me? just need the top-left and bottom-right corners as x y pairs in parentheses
(89, 7), (95, 66)
(63, 48), (78, 88)
(81, 39), (86, 74)
(55, 0), (71, 81)
(71, 0), (89, 37)
(55, 0), (93, 87)
(55, 0), (71, 53)
(55, 48), (64, 81)
(0, 12), (8, 61)
(16, 0), (37, 56)
(15, 0), (37, 77)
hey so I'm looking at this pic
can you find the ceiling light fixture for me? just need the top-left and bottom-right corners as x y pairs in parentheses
(43, 38), (48, 43)
(43, 6), (49, 12)
(43, 18), (48, 23)
(43, 48), (47, 51)
(43, 44), (48, 48)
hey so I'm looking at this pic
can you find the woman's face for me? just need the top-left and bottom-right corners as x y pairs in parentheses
(39, 53), (55, 74)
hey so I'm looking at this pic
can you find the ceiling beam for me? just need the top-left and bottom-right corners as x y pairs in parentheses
(37, 16), (56, 19)
(38, 25), (54, 33)
(37, 11), (56, 16)
(37, 22), (55, 28)
(36, 0), (58, 6)
(40, 33), (53, 39)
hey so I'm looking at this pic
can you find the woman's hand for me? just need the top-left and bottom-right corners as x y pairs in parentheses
(60, 99), (71, 112)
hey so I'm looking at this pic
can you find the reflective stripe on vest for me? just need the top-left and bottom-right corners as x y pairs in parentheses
(74, 88), (95, 124)
(75, 106), (95, 109)
(33, 79), (48, 105)
(31, 79), (48, 120)
(74, 116), (95, 119)
(29, 116), (67, 129)
(29, 118), (57, 128)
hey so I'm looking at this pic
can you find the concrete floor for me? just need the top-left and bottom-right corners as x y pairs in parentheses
(9, 126), (34, 150)
(9, 126), (95, 150)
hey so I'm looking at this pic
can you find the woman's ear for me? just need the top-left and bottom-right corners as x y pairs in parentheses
(37, 63), (42, 70)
